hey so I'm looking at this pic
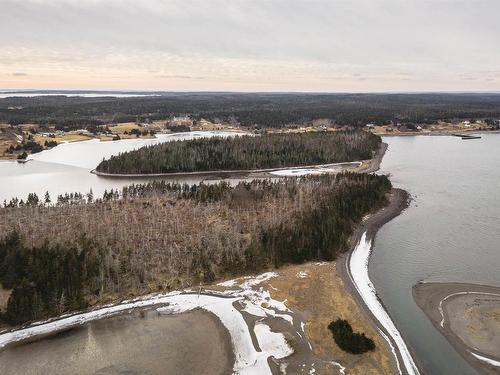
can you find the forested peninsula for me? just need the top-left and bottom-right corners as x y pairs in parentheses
(0, 173), (391, 325)
(95, 131), (380, 175)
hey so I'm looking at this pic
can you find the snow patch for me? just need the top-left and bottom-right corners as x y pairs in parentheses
(269, 162), (362, 177)
(254, 322), (293, 359)
(217, 279), (239, 287)
(329, 360), (346, 374)
(0, 271), (296, 375)
(470, 352), (500, 367)
(438, 291), (500, 328)
(349, 233), (420, 375)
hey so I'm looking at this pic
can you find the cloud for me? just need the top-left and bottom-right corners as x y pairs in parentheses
(155, 75), (207, 80)
(0, 0), (499, 91)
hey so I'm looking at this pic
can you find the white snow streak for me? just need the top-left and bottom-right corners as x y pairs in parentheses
(349, 232), (420, 375)
(269, 162), (362, 177)
(470, 352), (500, 367)
(438, 291), (500, 328)
(0, 272), (296, 375)
(254, 322), (293, 359)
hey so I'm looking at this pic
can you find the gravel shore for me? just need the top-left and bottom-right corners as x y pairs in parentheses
(413, 282), (500, 375)
(337, 187), (417, 374)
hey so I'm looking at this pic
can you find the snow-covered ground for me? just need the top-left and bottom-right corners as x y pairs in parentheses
(0, 272), (294, 375)
(269, 162), (362, 177)
(348, 232), (420, 375)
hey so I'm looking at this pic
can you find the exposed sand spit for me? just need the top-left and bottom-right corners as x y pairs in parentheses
(414, 282), (500, 374)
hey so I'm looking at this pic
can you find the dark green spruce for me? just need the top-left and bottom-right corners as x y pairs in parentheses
(0, 173), (391, 325)
(96, 131), (380, 174)
(328, 319), (376, 354)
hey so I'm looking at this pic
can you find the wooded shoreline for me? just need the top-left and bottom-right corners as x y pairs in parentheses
(91, 161), (363, 178)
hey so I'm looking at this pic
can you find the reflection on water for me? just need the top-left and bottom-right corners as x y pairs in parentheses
(0, 131), (247, 203)
(28, 131), (247, 169)
(0, 309), (233, 375)
(371, 134), (500, 375)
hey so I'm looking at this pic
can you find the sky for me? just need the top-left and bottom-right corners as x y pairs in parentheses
(1, 0), (499, 92)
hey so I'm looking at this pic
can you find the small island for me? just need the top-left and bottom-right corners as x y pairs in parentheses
(94, 131), (381, 176)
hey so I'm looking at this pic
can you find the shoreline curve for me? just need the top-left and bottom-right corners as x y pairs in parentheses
(413, 282), (500, 375)
(337, 187), (422, 375)
(90, 141), (388, 178)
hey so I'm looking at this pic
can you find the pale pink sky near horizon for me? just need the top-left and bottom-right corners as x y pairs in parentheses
(1, 0), (499, 92)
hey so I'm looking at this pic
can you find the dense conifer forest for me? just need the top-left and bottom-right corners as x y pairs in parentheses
(2, 93), (500, 130)
(96, 131), (380, 174)
(328, 319), (376, 354)
(0, 173), (391, 325)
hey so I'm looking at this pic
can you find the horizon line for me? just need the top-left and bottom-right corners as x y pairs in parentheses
(2, 88), (500, 95)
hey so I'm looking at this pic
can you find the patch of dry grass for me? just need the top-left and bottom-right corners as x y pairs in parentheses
(34, 133), (92, 144)
(108, 122), (141, 133)
(263, 262), (395, 375)
(0, 286), (11, 312)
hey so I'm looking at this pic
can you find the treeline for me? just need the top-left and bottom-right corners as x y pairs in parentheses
(328, 319), (376, 354)
(96, 131), (380, 174)
(0, 233), (100, 325)
(0, 173), (391, 325)
(249, 174), (390, 268)
(2, 93), (500, 130)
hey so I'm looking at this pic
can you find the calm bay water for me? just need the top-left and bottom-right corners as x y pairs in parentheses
(1, 132), (499, 374)
(0, 131), (247, 203)
(371, 134), (500, 375)
(0, 309), (232, 375)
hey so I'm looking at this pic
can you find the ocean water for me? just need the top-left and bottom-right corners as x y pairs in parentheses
(371, 134), (500, 374)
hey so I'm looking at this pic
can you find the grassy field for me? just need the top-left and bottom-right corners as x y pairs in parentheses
(34, 133), (93, 144)
(108, 122), (142, 133)
(262, 262), (395, 374)
(107, 122), (156, 139)
(371, 121), (490, 135)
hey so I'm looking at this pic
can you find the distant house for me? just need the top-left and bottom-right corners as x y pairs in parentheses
(365, 124), (375, 129)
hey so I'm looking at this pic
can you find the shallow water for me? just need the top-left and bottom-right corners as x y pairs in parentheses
(371, 134), (500, 375)
(0, 131), (247, 203)
(0, 309), (232, 375)
(2, 132), (499, 374)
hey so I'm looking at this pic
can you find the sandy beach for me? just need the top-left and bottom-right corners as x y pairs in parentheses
(413, 282), (500, 374)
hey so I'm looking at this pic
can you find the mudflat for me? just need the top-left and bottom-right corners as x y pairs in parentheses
(413, 282), (500, 375)
(0, 308), (234, 375)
